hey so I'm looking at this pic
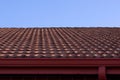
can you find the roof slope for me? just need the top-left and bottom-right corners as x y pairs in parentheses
(0, 28), (120, 58)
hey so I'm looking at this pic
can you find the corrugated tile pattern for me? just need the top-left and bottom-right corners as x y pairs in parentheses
(0, 28), (120, 58)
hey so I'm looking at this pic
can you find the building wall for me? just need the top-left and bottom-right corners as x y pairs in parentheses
(0, 74), (98, 80)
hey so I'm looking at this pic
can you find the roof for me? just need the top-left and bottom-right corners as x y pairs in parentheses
(0, 27), (120, 58)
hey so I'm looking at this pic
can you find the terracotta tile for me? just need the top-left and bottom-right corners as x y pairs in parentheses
(0, 28), (120, 58)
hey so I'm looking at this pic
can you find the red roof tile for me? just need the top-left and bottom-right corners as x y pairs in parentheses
(0, 28), (120, 58)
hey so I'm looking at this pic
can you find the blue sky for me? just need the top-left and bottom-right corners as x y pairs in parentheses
(0, 0), (120, 27)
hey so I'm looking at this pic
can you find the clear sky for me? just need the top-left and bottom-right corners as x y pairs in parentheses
(0, 0), (120, 27)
